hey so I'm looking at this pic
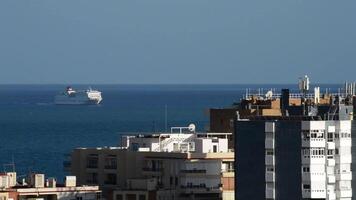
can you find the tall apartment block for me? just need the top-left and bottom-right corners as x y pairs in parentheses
(234, 77), (356, 200)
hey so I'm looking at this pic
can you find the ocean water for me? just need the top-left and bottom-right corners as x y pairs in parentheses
(0, 84), (339, 180)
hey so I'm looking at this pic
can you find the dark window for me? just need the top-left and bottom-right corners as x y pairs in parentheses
(86, 154), (98, 168)
(175, 177), (178, 186)
(116, 195), (123, 200)
(213, 145), (217, 153)
(105, 173), (117, 185)
(138, 195), (146, 200)
(105, 155), (117, 169)
(266, 150), (274, 155)
(131, 143), (139, 151)
(126, 194), (136, 200)
(170, 176), (173, 185)
(327, 132), (333, 142)
(86, 173), (98, 184)
(303, 184), (310, 189)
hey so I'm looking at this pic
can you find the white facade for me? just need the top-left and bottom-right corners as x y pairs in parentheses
(122, 132), (229, 153)
(301, 120), (352, 200)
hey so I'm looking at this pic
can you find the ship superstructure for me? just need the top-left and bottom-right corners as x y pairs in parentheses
(54, 86), (102, 105)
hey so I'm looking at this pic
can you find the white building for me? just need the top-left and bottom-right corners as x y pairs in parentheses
(121, 126), (230, 154)
(301, 120), (352, 200)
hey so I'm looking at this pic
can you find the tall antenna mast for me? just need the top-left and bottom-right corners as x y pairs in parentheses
(3, 155), (16, 172)
(165, 104), (168, 132)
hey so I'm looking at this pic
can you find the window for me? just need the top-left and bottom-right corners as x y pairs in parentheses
(105, 173), (117, 185)
(303, 184), (311, 189)
(86, 173), (98, 184)
(86, 154), (98, 168)
(327, 150), (334, 155)
(105, 155), (117, 169)
(139, 195), (146, 200)
(175, 177), (178, 186)
(213, 145), (217, 153)
(76, 197), (83, 200)
(131, 143), (139, 151)
(126, 194), (136, 200)
(302, 167), (310, 172)
(266, 167), (274, 172)
(327, 132), (333, 142)
(116, 195), (123, 200)
(170, 176), (173, 185)
(266, 150), (274, 155)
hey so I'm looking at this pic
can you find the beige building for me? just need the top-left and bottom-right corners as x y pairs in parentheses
(68, 127), (234, 200)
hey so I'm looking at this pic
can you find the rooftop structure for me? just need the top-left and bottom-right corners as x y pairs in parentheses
(209, 77), (356, 134)
(0, 172), (101, 200)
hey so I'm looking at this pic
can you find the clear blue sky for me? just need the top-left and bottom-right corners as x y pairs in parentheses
(0, 0), (355, 84)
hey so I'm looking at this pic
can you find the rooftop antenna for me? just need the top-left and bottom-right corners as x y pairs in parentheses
(3, 155), (16, 172)
(164, 104), (168, 132)
(299, 75), (310, 116)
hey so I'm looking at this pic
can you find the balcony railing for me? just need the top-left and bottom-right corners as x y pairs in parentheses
(104, 165), (117, 170)
(142, 167), (163, 172)
(181, 169), (206, 174)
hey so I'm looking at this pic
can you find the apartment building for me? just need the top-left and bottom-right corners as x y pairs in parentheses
(235, 119), (354, 200)
(68, 127), (234, 200)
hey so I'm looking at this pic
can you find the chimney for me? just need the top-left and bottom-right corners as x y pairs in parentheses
(29, 173), (45, 188)
(280, 89), (290, 116)
(48, 178), (56, 188)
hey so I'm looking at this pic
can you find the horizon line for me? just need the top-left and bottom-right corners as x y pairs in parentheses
(0, 82), (348, 86)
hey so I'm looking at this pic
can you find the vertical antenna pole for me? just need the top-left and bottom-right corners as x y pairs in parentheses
(165, 104), (168, 132)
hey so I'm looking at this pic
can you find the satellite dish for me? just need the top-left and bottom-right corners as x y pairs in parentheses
(188, 124), (196, 132)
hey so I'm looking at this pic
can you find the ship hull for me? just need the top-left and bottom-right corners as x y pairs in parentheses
(54, 89), (102, 105)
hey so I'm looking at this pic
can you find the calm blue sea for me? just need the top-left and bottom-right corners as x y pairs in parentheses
(0, 84), (340, 180)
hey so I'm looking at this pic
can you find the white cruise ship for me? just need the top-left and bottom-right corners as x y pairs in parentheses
(54, 87), (102, 105)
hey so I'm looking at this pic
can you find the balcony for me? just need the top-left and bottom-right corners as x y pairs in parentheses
(336, 189), (352, 198)
(265, 187), (275, 199)
(265, 138), (274, 149)
(265, 155), (274, 166)
(327, 175), (336, 183)
(142, 167), (163, 175)
(335, 155), (352, 164)
(265, 172), (275, 182)
(302, 155), (325, 164)
(336, 172), (352, 181)
(181, 169), (207, 176)
(327, 192), (336, 200)
(302, 189), (311, 199)
(327, 142), (335, 149)
(180, 184), (221, 193)
(104, 165), (117, 170)
(335, 138), (351, 147)
(327, 159), (335, 166)
(302, 139), (325, 148)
